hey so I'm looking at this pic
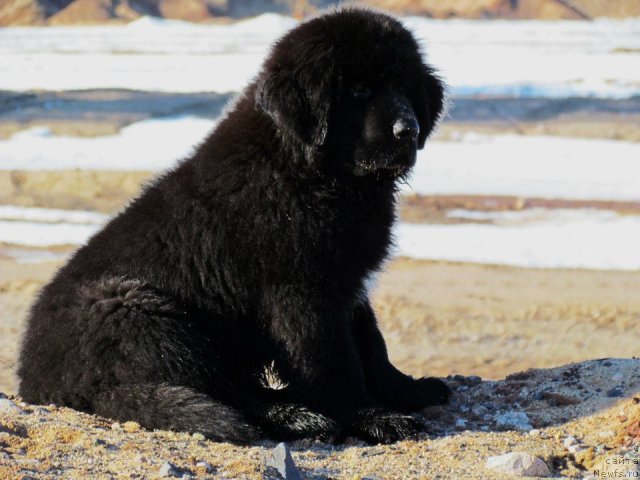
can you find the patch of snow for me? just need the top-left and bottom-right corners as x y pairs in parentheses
(0, 205), (108, 224)
(0, 220), (100, 247)
(0, 206), (108, 247)
(0, 116), (215, 171)
(3, 122), (637, 205)
(446, 208), (621, 225)
(0, 17), (638, 97)
(407, 134), (640, 202)
(227, 13), (298, 35)
(395, 210), (640, 270)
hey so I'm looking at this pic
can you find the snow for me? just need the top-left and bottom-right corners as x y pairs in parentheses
(407, 133), (640, 201)
(0, 117), (215, 171)
(446, 208), (618, 224)
(0, 16), (638, 97)
(0, 13), (638, 268)
(0, 205), (108, 224)
(2, 205), (638, 270)
(2, 119), (638, 203)
(0, 206), (107, 247)
(404, 17), (640, 99)
(395, 209), (640, 271)
(0, 220), (100, 247)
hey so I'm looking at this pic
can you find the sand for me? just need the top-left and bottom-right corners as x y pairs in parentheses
(2, 254), (640, 394)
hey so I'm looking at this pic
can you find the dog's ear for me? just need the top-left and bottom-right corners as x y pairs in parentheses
(415, 66), (445, 149)
(255, 56), (335, 147)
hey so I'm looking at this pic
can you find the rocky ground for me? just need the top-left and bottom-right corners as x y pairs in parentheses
(0, 359), (638, 479)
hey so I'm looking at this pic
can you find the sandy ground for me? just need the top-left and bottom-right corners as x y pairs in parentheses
(2, 254), (640, 396)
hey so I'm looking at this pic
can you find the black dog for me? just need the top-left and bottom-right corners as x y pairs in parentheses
(18, 7), (449, 444)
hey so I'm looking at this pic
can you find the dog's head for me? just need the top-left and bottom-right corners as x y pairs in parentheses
(255, 7), (445, 177)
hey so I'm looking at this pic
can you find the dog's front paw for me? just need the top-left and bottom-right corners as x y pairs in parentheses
(261, 403), (342, 441)
(414, 377), (451, 406)
(376, 376), (451, 413)
(349, 408), (424, 444)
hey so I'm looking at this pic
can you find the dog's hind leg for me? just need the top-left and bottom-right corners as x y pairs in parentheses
(19, 276), (259, 444)
(93, 383), (259, 443)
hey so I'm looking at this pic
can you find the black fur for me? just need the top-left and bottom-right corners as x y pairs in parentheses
(18, 6), (450, 444)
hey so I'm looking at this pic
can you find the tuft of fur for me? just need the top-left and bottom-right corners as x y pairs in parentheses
(18, 6), (450, 445)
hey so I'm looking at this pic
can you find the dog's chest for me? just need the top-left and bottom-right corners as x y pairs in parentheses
(311, 186), (395, 265)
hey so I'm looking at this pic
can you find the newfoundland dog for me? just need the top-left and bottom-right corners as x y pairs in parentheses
(19, 6), (449, 444)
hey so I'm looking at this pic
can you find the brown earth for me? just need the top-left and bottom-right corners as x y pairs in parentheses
(373, 0), (640, 19)
(0, 170), (153, 213)
(374, 258), (640, 380)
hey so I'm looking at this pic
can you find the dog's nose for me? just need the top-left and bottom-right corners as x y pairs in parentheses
(393, 117), (419, 141)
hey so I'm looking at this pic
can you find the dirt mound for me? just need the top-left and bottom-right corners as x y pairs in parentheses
(0, 359), (638, 478)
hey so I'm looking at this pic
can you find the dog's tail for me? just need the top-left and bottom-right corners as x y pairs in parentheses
(93, 383), (260, 444)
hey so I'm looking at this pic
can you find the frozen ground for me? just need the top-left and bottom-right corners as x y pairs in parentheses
(397, 209), (640, 270)
(2, 205), (639, 270)
(1, 118), (638, 203)
(0, 206), (107, 247)
(0, 205), (108, 224)
(0, 14), (638, 97)
(0, 117), (215, 171)
(0, 15), (638, 270)
(0, 219), (100, 247)
(405, 133), (640, 201)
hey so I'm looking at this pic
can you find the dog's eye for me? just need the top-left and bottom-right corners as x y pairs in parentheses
(352, 84), (372, 99)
